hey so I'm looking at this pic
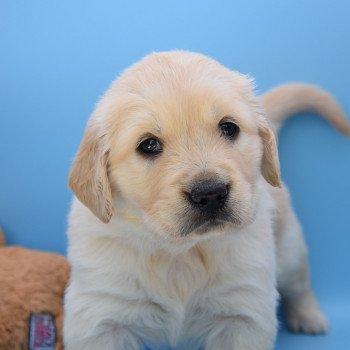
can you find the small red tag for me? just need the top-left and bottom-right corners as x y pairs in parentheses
(29, 313), (56, 350)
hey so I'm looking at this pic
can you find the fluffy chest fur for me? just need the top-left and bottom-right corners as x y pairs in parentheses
(141, 245), (216, 303)
(67, 195), (277, 349)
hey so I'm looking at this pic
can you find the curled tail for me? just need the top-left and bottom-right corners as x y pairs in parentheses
(261, 83), (350, 135)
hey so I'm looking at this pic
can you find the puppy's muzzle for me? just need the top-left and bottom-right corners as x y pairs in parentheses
(179, 178), (234, 236)
(186, 180), (229, 214)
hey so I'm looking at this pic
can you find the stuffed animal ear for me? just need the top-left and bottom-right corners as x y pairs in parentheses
(258, 123), (282, 188)
(68, 122), (113, 223)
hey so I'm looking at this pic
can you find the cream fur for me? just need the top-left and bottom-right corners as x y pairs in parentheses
(64, 51), (349, 350)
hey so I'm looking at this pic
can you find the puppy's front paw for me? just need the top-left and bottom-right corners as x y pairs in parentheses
(285, 291), (328, 334)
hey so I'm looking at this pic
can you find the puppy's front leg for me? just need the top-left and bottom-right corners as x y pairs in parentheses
(203, 315), (276, 350)
(64, 326), (141, 350)
(64, 288), (143, 350)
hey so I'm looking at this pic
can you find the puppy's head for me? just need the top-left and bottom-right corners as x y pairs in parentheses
(69, 51), (281, 242)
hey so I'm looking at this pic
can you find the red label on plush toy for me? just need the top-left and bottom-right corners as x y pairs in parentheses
(29, 313), (56, 350)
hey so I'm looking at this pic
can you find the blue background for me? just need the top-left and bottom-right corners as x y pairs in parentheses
(1, 1), (349, 349)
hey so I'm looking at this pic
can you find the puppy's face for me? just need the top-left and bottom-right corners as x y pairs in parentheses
(69, 52), (281, 243)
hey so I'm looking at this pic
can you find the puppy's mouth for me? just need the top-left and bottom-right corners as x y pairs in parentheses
(179, 207), (241, 237)
(191, 218), (228, 235)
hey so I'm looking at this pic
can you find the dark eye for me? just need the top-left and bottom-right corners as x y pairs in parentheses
(219, 121), (240, 140)
(137, 138), (162, 156)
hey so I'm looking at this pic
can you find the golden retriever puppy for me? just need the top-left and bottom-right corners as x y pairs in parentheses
(63, 51), (350, 350)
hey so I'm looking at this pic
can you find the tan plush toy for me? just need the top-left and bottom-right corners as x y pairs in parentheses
(0, 227), (70, 350)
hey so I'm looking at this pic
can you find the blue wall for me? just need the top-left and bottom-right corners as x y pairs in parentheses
(1, 0), (349, 305)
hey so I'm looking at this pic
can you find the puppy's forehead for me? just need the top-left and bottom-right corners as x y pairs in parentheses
(106, 51), (258, 142)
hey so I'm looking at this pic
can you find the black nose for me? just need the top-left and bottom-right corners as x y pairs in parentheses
(187, 181), (229, 212)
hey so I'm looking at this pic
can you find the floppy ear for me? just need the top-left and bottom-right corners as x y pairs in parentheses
(68, 122), (113, 223)
(258, 123), (282, 188)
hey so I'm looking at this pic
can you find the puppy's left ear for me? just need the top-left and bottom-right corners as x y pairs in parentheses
(258, 121), (282, 188)
(68, 122), (113, 223)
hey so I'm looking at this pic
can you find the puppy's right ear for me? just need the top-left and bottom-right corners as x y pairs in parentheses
(68, 122), (113, 223)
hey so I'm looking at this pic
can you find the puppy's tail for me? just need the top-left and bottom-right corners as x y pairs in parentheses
(261, 83), (350, 135)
